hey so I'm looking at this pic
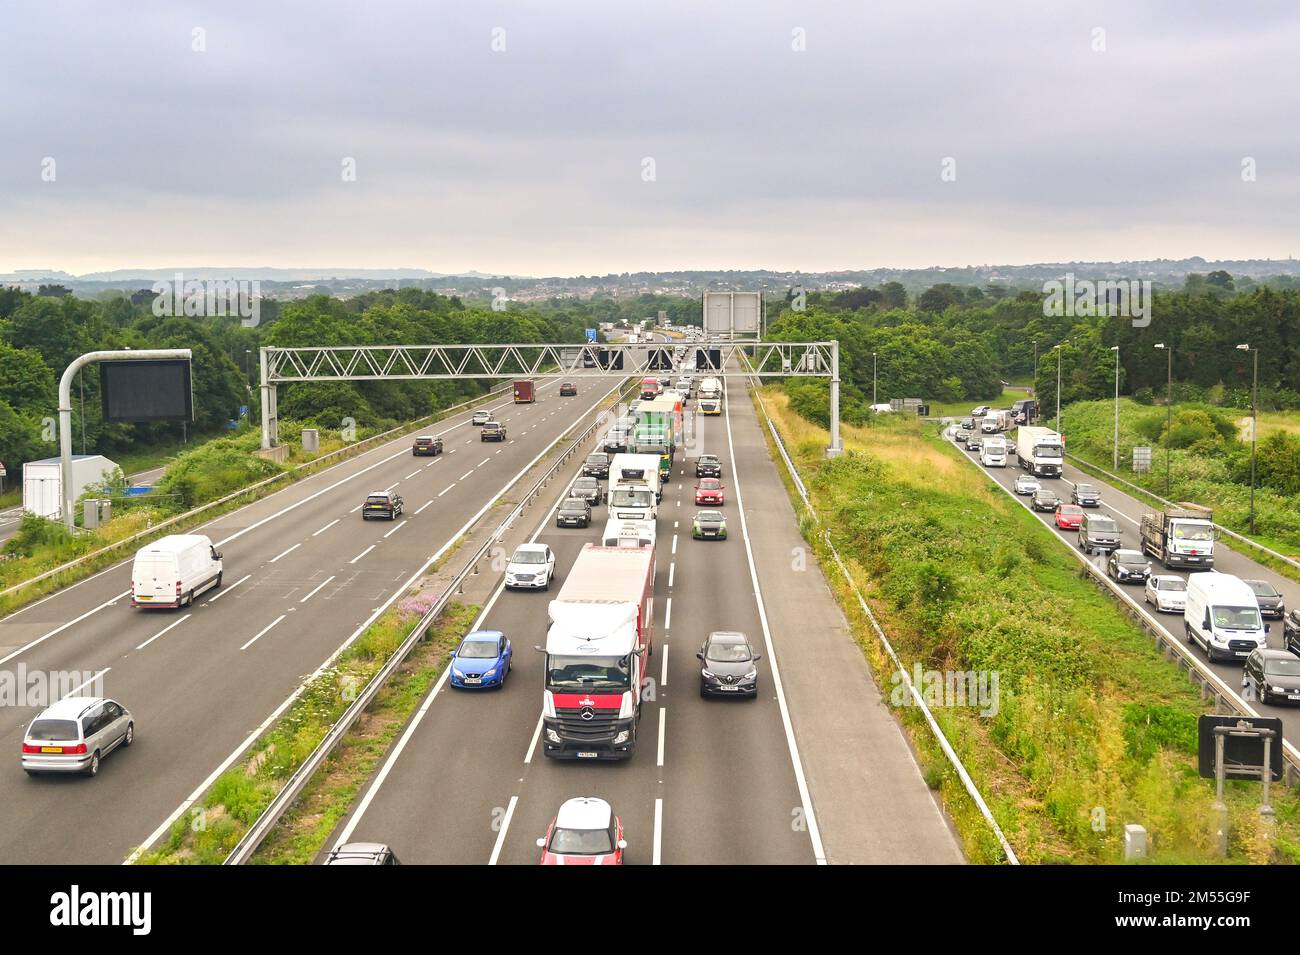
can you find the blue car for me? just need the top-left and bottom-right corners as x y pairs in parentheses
(449, 630), (512, 689)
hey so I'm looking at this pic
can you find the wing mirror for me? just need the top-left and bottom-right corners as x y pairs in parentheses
(536, 838), (546, 848)
(617, 839), (628, 850)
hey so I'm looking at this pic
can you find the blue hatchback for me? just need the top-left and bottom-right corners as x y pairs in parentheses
(450, 630), (512, 689)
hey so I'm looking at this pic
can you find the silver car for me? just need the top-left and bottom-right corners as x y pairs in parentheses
(22, 696), (134, 777)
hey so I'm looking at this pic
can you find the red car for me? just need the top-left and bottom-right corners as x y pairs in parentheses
(1054, 504), (1084, 530)
(694, 478), (725, 506)
(537, 797), (625, 866)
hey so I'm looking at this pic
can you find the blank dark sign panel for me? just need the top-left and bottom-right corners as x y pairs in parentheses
(100, 360), (193, 422)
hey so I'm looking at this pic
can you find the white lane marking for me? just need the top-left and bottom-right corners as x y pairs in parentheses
(61, 667), (111, 699)
(478, 458), (491, 468)
(424, 460), (441, 469)
(136, 614), (192, 651)
(722, 377), (827, 864)
(384, 482), (399, 492)
(312, 519), (340, 537)
(523, 713), (544, 764)
(240, 614), (286, 651)
(668, 561), (675, 588)
(673, 521), (679, 530)
(653, 798), (663, 866)
(415, 500), (434, 514)
(657, 708), (666, 766)
(671, 535), (678, 556)
(405, 470), (421, 480)
(349, 504), (363, 513)
(269, 542), (300, 564)
(495, 448), (504, 455)
(450, 448), (458, 453)
(300, 576), (336, 604)
(349, 545), (376, 564)
(208, 574), (250, 603)
(664, 597), (672, 630)
(384, 521), (406, 539)
(438, 485), (455, 497)
(661, 643), (669, 686)
(487, 795), (519, 866)
(0, 591), (129, 668)
(460, 470), (475, 480)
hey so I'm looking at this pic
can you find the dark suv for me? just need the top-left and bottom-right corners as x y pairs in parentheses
(411, 435), (443, 456)
(1078, 513), (1121, 554)
(582, 453), (610, 479)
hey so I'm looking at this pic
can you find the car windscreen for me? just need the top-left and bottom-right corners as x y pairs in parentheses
(459, 640), (499, 659)
(546, 655), (631, 691)
(1089, 519), (1118, 532)
(560, 500), (588, 512)
(585, 455), (607, 464)
(706, 641), (752, 662)
(1265, 657), (1300, 676)
(1034, 444), (1062, 459)
(1211, 605), (1261, 630)
(1115, 553), (1146, 566)
(697, 511), (723, 522)
(1157, 578), (1187, 591)
(511, 551), (547, 564)
(611, 489), (651, 506)
(1247, 581), (1280, 597)
(28, 719), (79, 741)
(550, 826), (613, 855)
(1172, 524), (1213, 541)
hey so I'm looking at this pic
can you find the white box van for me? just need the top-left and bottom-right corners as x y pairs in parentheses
(600, 517), (656, 549)
(1183, 572), (1268, 663)
(131, 534), (223, 609)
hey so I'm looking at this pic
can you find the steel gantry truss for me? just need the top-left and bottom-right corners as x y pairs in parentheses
(259, 339), (843, 455)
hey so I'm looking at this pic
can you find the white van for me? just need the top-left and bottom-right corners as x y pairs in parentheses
(600, 517), (656, 549)
(131, 534), (223, 609)
(1183, 572), (1268, 663)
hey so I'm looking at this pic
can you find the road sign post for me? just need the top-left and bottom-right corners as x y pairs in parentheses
(1198, 715), (1282, 854)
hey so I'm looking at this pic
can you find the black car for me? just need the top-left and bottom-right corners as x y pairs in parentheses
(1031, 489), (1060, 512)
(569, 476), (603, 505)
(556, 497), (592, 528)
(362, 491), (403, 520)
(411, 435), (443, 456)
(1284, 608), (1300, 655)
(695, 454), (722, 478)
(1071, 483), (1101, 506)
(559, 382), (577, 396)
(1107, 549), (1151, 583)
(697, 631), (761, 698)
(1244, 579), (1285, 618)
(1077, 513), (1121, 554)
(1242, 649), (1300, 705)
(582, 453), (610, 479)
(480, 420), (507, 441)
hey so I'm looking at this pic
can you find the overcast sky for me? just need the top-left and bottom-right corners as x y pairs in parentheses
(2, 0), (1298, 275)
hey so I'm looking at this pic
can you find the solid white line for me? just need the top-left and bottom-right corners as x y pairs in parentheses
(664, 597), (672, 630)
(207, 573), (250, 603)
(136, 614), (191, 651)
(0, 590), (130, 668)
(487, 795), (519, 866)
(415, 500), (434, 514)
(299, 576), (336, 604)
(653, 798), (663, 865)
(661, 643), (669, 686)
(312, 519), (340, 537)
(722, 377), (827, 864)
(438, 484), (455, 497)
(240, 614), (285, 651)
(523, 713), (544, 764)
(384, 521), (406, 539)
(668, 561), (675, 588)
(350, 545), (376, 564)
(657, 708), (666, 766)
(269, 542), (300, 563)
(61, 667), (111, 700)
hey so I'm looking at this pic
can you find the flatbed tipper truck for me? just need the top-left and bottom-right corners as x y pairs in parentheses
(541, 544), (656, 760)
(1141, 503), (1216, 569)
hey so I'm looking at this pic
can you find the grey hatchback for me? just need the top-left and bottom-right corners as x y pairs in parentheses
(22, 696), (134, 777)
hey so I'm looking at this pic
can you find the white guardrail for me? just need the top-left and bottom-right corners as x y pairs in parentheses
(222, 377), (635, 864)
(743, 368), (1020, 865)
(944, 428), (1300, 780)
(1062, 451), (1300, 574)
(0, 381), (523, 604)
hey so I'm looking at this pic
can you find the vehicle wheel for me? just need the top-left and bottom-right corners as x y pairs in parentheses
(85, 751), (100, 777)
(1259, 684), (1270, 705)
(1185, 623), (1195, 645)
(123, 722), (134, 747)
(185, 590), (194, 608)
(23, 769), (35, 777)
(213, 572), (223, 590)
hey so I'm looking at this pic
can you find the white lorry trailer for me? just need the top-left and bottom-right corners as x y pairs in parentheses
(22, 454), (119, 520)
(1015, 427), (1064, 478)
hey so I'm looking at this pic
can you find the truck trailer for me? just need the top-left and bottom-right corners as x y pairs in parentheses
(22, 454), (119, 521)
(541, 544), (656, 760)
(1140, 503), (1216, 570)
(513, 379), (535, 403)
(1015, 426), (1064, 478)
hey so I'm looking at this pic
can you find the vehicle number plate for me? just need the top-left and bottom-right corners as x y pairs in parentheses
(577, 752), (598, 759)
(464, 677), (481, 684)
(718, 686), (739, 692)
(40, 746), (62, 753)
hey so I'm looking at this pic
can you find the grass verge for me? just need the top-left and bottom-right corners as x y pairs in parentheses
(756, 385), (1300, 864)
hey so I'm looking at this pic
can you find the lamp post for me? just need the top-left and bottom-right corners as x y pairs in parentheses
(1154, 342), (1172, 496)
(872, 351), (878, 405)
(1053, 341), (1068, 433)
(1237, 343), (1258, 533)
(1111, 345), (1120, 470)
(1032, 339), (1039, 385)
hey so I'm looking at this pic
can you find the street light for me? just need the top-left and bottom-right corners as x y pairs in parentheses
(1154, 342), (1172, 496)
(1237, 343), (1258, 533)
(1111, 345), (1120, 470)
(872, 351), (878, 405)
(1053, 341), (1068, 434)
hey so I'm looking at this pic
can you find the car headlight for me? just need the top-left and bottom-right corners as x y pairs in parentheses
(613, 731), (630, 745)
(701, 669), (715, 679)
(546, 729), (561, 743)
(453, 668), (464, 677)
(744, 669), (758, 681)
(484, 668), (496, 678)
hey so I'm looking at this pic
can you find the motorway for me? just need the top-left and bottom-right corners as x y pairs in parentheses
(328, 368), (964, 864)
(0, 375), (624, 863)
(945, 425), (1300, 752)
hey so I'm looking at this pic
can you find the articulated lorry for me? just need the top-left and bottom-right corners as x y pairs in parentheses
(541, 543), (656, 760)
(1015, 426), (1064, 478)
(1141, 503), (1216, 570)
